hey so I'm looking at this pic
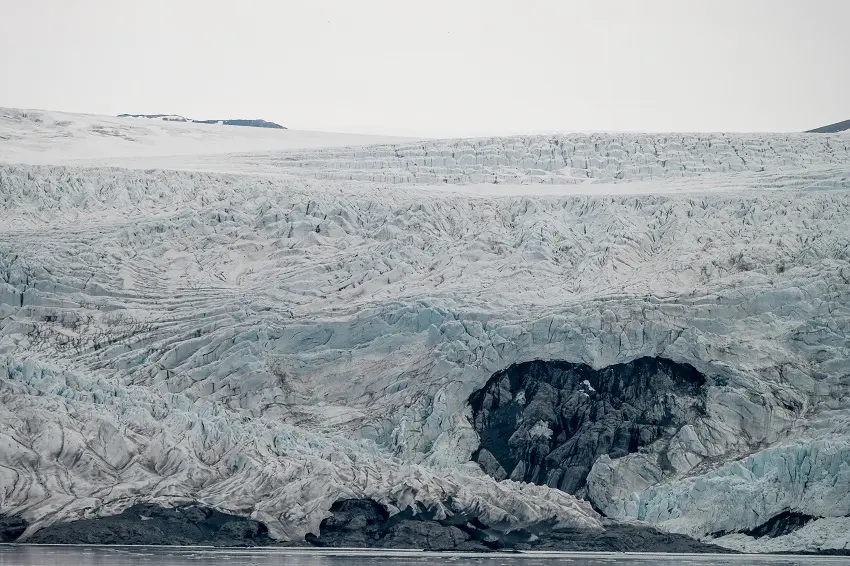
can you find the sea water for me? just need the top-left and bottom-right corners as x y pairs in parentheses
(1, 546), (848, 566)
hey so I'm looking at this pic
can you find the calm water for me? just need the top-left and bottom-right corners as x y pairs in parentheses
(0, 547), (847, 566)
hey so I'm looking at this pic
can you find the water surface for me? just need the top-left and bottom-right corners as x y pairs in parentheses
(1, 546), (846, 566)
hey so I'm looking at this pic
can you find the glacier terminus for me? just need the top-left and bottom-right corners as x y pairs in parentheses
(0, 108), (849, 553)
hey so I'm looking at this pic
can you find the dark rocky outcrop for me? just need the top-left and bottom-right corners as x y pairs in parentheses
(806, 119), (850, 133)
(711, 511), (822, 540)
(12, 499), (734, 552)
(193, 119), (284, 129)
(521, 523), (736, 553)
(304, 499), (496, 551)
(0, 515), (28, 542)
(744, 511), (817, 539)
(25, 503), (274, 546)
(305, 498), (735, 553)
(118, 114), (286, 129)
(470, 357), (706, 494)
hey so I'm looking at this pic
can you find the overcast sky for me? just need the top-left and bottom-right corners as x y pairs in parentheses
(1, 0), (847, 136)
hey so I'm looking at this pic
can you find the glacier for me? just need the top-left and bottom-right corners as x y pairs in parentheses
(0, 109), (849, 552)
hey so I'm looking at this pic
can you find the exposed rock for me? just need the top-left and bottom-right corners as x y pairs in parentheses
(744, 511), (818, 539)
(476, 448), (508, 481)
(304, 499), (489, 550)
(470, 357), (706, 494)
(192, 119), (285, 129)
(382, 521), (473, 550)
(806, 119), (850, 133)
(524, 523), (737, 553)
(25, 504), (274, 546)
(0, 515), (27, 542)
(305, 499), (735, 553)
(318, 498), (389, 531)
(118, 114), (286, 129)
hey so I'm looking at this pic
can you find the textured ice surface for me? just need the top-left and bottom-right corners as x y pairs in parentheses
(230, 131), (850, 185)
(1, 111), (849, 550)
(715, 517), (850, 553)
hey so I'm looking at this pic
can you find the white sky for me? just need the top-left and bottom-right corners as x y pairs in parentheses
(1, 0), (847, 137)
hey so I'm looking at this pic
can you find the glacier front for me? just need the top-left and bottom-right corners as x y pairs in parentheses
(1, 109), (849, 552)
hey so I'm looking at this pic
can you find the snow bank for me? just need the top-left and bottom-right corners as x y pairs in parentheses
(0, 108), (414, 165)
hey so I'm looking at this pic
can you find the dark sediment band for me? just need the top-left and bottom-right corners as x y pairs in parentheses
(304, 499), (736, 552)
(19, 504), (273, 547)
(5, 500), (733, 552)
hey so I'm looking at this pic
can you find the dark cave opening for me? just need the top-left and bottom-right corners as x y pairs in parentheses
(469, 357), (707, 494)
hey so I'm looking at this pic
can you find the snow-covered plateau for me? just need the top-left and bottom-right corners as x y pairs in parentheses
(1, 109), (849, 552)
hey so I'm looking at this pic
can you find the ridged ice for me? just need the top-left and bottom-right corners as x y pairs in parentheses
(1, 110), (849, 551)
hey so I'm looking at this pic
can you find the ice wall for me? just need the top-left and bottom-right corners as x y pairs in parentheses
(1, 123), (849, 550)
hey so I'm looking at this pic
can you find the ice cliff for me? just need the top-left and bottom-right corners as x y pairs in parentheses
(0, 111), (849, 551)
